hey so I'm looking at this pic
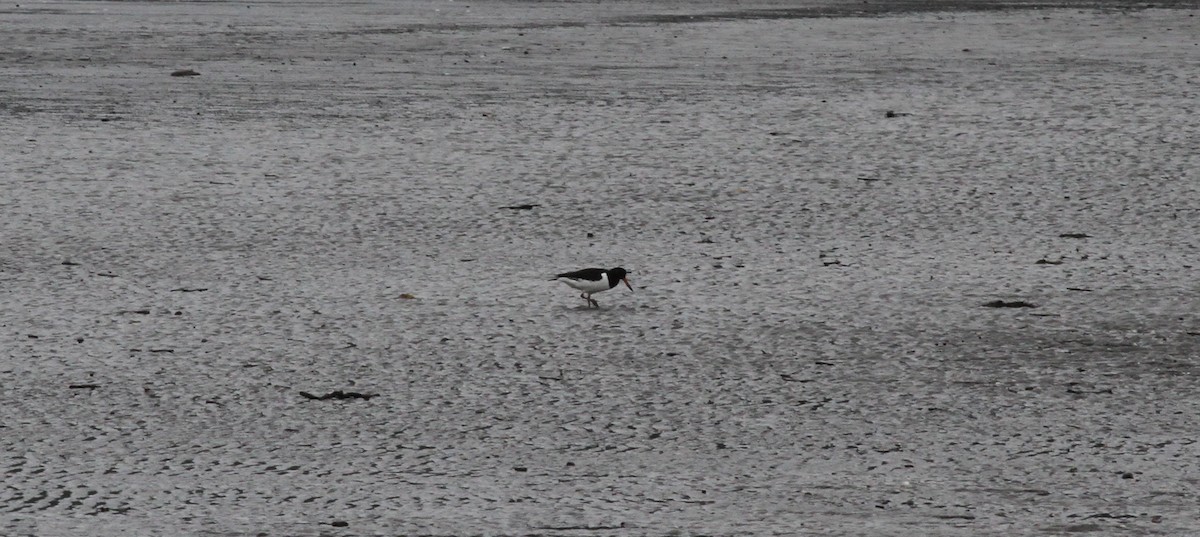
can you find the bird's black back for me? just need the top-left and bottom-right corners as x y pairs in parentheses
(555, 268), (606, 281)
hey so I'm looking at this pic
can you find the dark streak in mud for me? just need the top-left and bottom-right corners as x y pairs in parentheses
(609, 1), (1198, 26)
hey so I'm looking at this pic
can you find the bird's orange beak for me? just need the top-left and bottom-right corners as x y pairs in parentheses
(623, 277), (633, 291)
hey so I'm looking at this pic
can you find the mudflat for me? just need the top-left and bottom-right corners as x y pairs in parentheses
(2, 1), (1198, 535)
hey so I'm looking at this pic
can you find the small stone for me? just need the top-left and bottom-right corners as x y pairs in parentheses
(331, 520), (349, 527)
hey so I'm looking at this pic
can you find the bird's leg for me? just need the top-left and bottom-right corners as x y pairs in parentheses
(589, 296), (599, 308)
(580, 292), (589, 303)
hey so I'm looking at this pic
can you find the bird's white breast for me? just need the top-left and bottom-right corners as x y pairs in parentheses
(558, 273), (611, 293)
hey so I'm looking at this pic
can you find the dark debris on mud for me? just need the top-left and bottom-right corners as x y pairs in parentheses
(300, 390), (377, 401)
(982, 300), (1038, 308)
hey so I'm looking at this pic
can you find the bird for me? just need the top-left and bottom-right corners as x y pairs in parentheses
(552, 267), (633, 308)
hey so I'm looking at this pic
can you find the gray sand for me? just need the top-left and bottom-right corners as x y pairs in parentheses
(2, 1), (1199, 535)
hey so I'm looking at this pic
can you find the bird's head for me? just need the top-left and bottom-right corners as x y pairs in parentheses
(610, 267), (633, 291)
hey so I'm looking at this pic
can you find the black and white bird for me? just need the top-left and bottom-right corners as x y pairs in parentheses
(552, 267), (633, 308)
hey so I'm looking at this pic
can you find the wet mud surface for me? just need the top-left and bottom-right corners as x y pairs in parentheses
(2, 1), (1199, 535)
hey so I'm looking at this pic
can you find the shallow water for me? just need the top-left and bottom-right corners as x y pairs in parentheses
(2, 1), (1199, 535)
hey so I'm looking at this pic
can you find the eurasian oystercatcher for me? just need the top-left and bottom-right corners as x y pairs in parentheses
(552, 267), (633, 308)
